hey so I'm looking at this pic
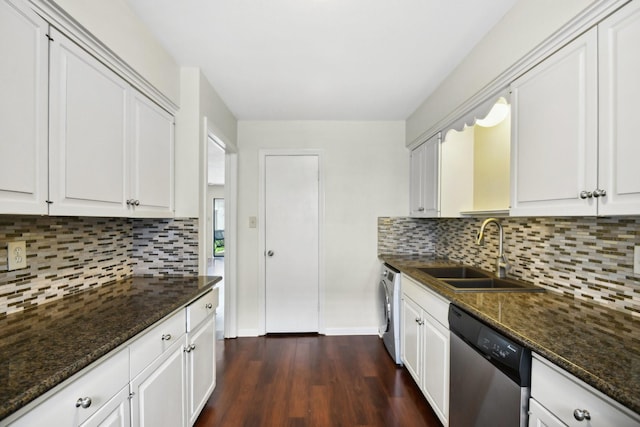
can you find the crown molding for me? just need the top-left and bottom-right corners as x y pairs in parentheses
(408, 0), (629, 149)
(29, 0), (179, 114)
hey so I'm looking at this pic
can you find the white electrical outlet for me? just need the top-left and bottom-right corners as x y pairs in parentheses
(7, 241), (27, 271)
(634, 245), (640, 275)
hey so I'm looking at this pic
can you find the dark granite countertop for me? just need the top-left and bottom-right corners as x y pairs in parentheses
(0, 275), (221, 421)
(380, 254), (640, 415)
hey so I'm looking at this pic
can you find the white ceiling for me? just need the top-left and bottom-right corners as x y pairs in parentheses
(126, 0), (517, 121)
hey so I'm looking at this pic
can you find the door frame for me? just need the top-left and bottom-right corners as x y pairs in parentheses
(258, 149), (325, 335)
(200, 117), (238, 338)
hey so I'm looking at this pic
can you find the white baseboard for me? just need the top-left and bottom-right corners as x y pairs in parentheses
(322, 327), (380, 336)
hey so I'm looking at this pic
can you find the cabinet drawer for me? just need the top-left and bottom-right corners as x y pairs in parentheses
(130, 309), (185, 379)
(187, 288), (218, 332)
(531, 355), (639, 426)
(10, 347), (129, 427)
(402, 274), (449, 327)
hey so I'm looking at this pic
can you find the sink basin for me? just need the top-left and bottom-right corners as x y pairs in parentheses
(417, 266), (490, 279)
(441, 278), (544, 293)
(416, 265), (544, 293)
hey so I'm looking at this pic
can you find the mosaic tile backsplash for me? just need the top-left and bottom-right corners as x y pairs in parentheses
(0, 216), (198, 317)
(379, 216), (640, 315)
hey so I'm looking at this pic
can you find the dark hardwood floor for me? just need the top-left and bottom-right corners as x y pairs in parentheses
(194, 335), (443, 427)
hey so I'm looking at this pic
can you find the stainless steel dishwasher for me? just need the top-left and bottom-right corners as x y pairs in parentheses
(448, 304), (532, 427)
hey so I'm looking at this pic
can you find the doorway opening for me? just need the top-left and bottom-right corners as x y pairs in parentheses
(206, 132), (226, 339)
(213, 198), (225, 257)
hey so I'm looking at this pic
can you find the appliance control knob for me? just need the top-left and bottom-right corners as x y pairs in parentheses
(573, 408), (591, 421)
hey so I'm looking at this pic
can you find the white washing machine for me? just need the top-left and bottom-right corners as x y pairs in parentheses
(379, 263), (402, 365)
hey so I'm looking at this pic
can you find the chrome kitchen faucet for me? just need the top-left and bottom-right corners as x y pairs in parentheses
(476, 218), (509, 278)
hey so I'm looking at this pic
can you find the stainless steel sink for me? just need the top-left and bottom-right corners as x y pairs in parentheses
(417, 265), (544, 293)
(417, 266), (490, 279)
(441, 278), (544, 292)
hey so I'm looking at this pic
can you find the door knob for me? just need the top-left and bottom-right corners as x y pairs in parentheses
(267, 250), (274, 257)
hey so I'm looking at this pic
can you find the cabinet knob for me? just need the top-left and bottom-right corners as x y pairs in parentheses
(415, 317), (424, 325)
(205, 303), (213, 309)
(134, 199), (140, 206)
(184, 344), (196, 353)
(417, 207), (425, 212)
(573, 408), (591, 421)
(592, 189), (606, 198)
(75, 397), (92, 409)
(126, 199), (133, 205)
(579, 191), (592, 199)
(161, 333), (172, 341)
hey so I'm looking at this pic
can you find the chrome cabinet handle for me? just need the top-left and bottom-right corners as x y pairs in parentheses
(579, 191), (592, 199)
(415, 317), (424, 325)
(205, 303), (213, 309)
(184, 344), (196, 353)
(592, 189), (606, 198)
(75, 397), (92, 409)
(161, 334), (172, 341)
(573, 408), (591, 421)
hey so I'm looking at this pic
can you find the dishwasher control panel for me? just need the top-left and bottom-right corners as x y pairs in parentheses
(477, 327), (521, 367)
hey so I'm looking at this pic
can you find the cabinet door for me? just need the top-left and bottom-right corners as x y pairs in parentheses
(423, 314), (449, 426)
(130, 338), (186, 427)
(49, 28), (129, 217)
(401, 296), (422, 384)
(409, 133), (440, 217)
(130, 90), (174, 217)
(80, 386), (131, 427)
(597, 0), (640, 216)
(185, 316), (215, 425)
(528, 399), (565, 427)
(0, 0), (48, 214)
(510, 29), (598, 216)
(10, 348), (129, 427)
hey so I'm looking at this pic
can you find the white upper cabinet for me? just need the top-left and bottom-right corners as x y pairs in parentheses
(48, 28), (174, 218)
(510, 28), (598, 216)
(49, 27), (130, 216)
(0, 0), (49, 214)
(130, 91), (174, 217)
(409, 133), (440, 217)
(511, 0), (640, 217)
(597, 0), (640, 216)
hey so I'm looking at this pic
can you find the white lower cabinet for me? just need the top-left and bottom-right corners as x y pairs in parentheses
(529, 354), (640, 427)
(80, 386), (131, 427)
(8, 348), (130, 427)
(130, 338), (186, 427)
(401, 274), (449, 426)
(185, 314), (216, 425)
(7, 289), (219, 427)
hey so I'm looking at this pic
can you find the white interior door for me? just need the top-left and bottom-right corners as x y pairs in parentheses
(265, 155), (319, 333)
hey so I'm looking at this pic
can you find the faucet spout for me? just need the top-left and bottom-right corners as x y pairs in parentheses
(476, 218), (508, 278)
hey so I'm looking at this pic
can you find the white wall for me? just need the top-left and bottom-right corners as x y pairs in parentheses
(175, 68), (237, 218)
(52, 0), (180, 104)
(406, 0), (591, 145)
(236, 121), (407, 335)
